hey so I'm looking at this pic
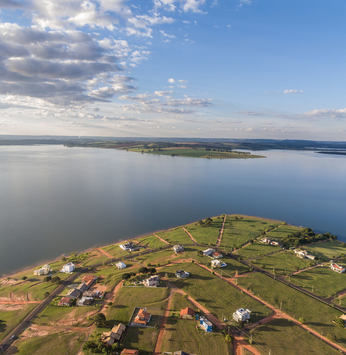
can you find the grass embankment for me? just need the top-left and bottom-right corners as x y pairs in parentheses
(15, 331), (86, 355)
(234, 242), (281, 260)
(251, 252), (311, 275)
(237, 273), (346, 345)
(290, 265), (346, 298)
(156, 227), (192, 245)
(305, 240), (346, 260)
(184, 217), (224, 245)
(160, 263), (270, 322)
(219, 216), (281, 252)
(251, 318), (340, 355)
(0, 304), (36, 341)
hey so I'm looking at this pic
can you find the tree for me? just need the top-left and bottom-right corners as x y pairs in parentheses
(148, 268), (157, 274)
(122, 273), (131, 280)
(44, 276), (52, 282)
(51, 276), (61, 284)
(225, 334), (233, 343)
(94, 313), (106, 327)
(71, 298), (77, 306)
(299, 317), (306, 324)
(21, 276), (27, 280)
(334, 317), (345, 328)
(44, 291), (50, 298)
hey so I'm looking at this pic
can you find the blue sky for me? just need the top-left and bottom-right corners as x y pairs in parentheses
(0, 0), (345, 139)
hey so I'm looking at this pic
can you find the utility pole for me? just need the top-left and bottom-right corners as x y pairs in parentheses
(280, 302), (282, 311)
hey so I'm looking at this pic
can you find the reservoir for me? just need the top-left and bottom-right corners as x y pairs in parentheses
(1, 145), (345, 276)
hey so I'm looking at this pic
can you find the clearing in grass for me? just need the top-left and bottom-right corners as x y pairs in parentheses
(135, 234), (167, 249)
(122, 326), (159, 353)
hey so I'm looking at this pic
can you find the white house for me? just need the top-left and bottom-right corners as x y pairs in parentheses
(116, 262), (127, 269)
(233, 308), (251, 322)
(77, 297), (94, 306)
(173, 245), (184, 254)
(34, 264), (52, 276)
(119, 242), (135, 251)
(261, 237), (271, 244)
(203, 248), (215, 257)
(143, 275), (160, 287)
(61, 262), (75, 273)
(211, 259), (227, 268)
(331, 263), (345, 273)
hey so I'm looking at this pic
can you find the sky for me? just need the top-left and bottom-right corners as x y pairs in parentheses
(0, 0), (345, 140)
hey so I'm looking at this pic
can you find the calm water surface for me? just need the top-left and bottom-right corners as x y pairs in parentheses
(1, 145), (345, 275)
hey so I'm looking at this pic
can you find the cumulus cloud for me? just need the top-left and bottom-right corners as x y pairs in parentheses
(154, 0), (206, 13)
(303, 108), (346, 119)
(283, 89), (303, 94)
(168, 78), (175, 83)
(235, 110), (264, 116)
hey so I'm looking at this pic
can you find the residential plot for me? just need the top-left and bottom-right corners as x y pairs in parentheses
(234, 242), (281, 260)
(122, 326), (159, 353)
(101, 242), (138, 259)
(237, 273), (346, 344)
(219, 216), (281, 252)
(290, 265), (346, 298)
(265, 224), (302, 240)
(184, 217), (223, 245)
(160, 263), (270, 322)
(135, 234), (168, 249)
(251, 252), (311, 275)
(135, 249), (175, 266)
(156, 227), (192, 245)
(251, 318), (340, 355)
(210, 256), (250, 277)
(305, 240), (346, 260)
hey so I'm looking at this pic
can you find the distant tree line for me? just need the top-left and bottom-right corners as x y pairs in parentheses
(282, 228), (337, 247)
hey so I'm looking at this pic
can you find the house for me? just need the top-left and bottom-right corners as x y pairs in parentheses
(331, 263), (345, 273)
(175, 270), (190, 278)
(58, 297), (72, 306)
(101, 323), (126, 345)
(233, 308), (251, 322)
(203, 248), (216, 257)
(119, 242), (135, 251)
(82, 275), (97, 288)
(134, 308), (151, 325)
(306, 254), (316, 260)
(261, 237), (271, 244)
(173, 245), (184, 254)
(212, 252), (223, 259)
(116, 261), (127, 269)
(294, 249), (315, 260)
(120, 350), (139, 355)
(77, 282), (89, 293)
(66, 288), (81, 299)
(143, 275), (160, 287)
(34, 264), (52, 276)
(180, 307), (195, 319)
(211, 259), (227, 268)
(199, 316), (212, 332)
(77, 297), (93, 306)
(61, 262), (75, 273)
(270, 241), (282, 247)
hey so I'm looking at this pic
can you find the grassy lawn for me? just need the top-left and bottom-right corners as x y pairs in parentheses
(101, 243), (135, 259)
(135, 249), (176, 266)
(184, 217), (224, 245)
(290, 265), (346, 298)
(237, 273), (346, 345)
(15, 331), (86, 355)
(305, 240), (346, 260)
(251, 318), (340, 355)
(82, 252), (109, 267)
(0, 304), (36, 341)
(234, 242), (281, 260)
(210, 256), (251, 277)
(107, 286), (169, 324)
(219, 216), (281, 252)
(135, 234), (168, 249)
(160, 263), (270, 322)
(157, 227), (192, 245)
(265, 224), (302, 240)
(122, 326), (159, 353)
(251, 252), (311, 275)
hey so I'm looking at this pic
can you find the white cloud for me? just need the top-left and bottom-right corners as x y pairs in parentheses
(159, 30), (176, 39)
(168, 78), (175, 83)
(283, 89), (303, 94)
(154, 90), (173, 96)
(304, 108), (346, 119)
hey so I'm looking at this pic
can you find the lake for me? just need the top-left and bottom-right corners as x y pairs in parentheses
(1, 145), (345, 276)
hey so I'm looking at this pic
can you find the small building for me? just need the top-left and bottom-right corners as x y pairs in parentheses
(121, 350), (139, 355)
(270, 241), (282, 247)
(61, 262), (75, 273)
(203, 248), (216, 257)
(77, 282), (89, 293)
(101, 323), (126, 345)
(331, 263), (345, 273)
(82, 275), (97, 289)
(119, 242), (135, 251)
(294, 249), (315, 260)
(180, 307), (195, 319)
(34, 264), (52, 276)
(211, 259), (227, 268)
(116, 261), (127, 269)
(134, 308), (151, 325)
(175, 270), (190, 278)
(58, 297), (72, 306)
(306, 254), (316, 260)
(173, 245), (185, 254)
(199, 316), (212, 332)
(143, 275), (160, 287)
(261, 237), (271, 244)
(212, 252), (223, 259)
(77, 297), (93, 306)
(233, 308), (251, 322)
(66, 288), (81, 299)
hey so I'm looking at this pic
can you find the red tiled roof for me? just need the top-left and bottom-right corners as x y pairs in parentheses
(180, 307), (195, 317)
(121, 350), (139, 355)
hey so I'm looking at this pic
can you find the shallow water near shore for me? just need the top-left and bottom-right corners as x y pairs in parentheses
(1, 145), (345, 276)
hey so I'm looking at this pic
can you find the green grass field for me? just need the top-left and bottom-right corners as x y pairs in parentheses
(219, 216), (281, 252)
(251, 252), (311, 275)
(184, 217), (223, 245)
(15, 331), (86, 355)
(234, 242), (281, 260)
(160, 263), (270, 322)
(290, 265), (346, 297)
(305, 240), (346, 260)
(135, 249), (176, 266)
(237, 273), (346, 345)
(156, 227), (192, 245)
(122, 327), (159, 353)
(135, 234), (168, 249)
(210, 256), (251, 277)
(251, 318), (340, 355)
(265, 224), (302, 240)
(0, 304), (36, 341)
(107, 286), (169, 324)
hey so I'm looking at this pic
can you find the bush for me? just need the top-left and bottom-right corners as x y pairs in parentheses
(44, 276), (52, 282)
(21, 276), (27, 280)
(44, 292), (50, 298)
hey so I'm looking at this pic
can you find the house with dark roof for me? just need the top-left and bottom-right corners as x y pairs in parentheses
(66, 288), (81, 299)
